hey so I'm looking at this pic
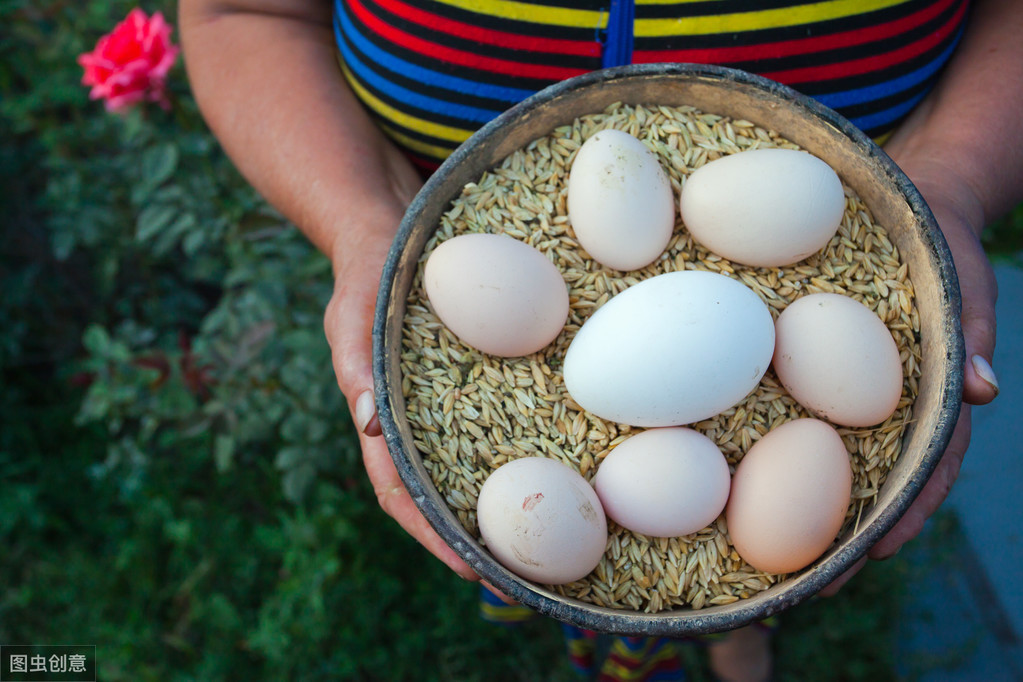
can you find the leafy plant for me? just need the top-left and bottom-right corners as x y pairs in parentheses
(4, 0), (359, 504)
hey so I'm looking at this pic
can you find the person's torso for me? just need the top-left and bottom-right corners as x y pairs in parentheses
(334, 0), (969, 172)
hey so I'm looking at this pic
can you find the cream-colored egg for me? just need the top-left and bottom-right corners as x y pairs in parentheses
(424, 233), (569, 357)
(476, 457), (607, 585)
(567, 129), (675, 271)
(563, 270), (775, 426)
(593, 428), (731, 537)
(679, 148), (845, 267)
(726, 418), (852, 574)
(773, 292), (903, 427)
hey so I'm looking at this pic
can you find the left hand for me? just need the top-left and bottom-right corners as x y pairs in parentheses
(820, 161), (999, 596)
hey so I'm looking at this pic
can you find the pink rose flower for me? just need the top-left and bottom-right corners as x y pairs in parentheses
(78, 8), (180, 112)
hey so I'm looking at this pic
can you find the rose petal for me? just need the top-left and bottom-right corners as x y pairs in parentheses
(78, 8), (179, 111)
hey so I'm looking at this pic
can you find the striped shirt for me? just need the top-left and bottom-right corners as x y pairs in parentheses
(334, 0), (969, 172)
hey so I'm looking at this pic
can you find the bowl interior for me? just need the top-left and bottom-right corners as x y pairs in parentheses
(373, 63), (964, 636)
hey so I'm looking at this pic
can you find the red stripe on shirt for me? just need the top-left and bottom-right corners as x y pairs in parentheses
(347, 0), (589, 80)
(634, 0), (959, 64)
(760, 0), (967, 83)
(373, 0), (603, 57)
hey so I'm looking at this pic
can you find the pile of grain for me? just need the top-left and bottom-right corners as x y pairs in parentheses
(399, 102), (920, 614)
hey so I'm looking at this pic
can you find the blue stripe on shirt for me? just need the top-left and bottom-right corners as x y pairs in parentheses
(334, 0), (532, 122)
(814, 24), (963, 113)
(846, 88), (928, 133)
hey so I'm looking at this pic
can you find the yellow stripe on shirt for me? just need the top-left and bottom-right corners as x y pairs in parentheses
(379, 122), (467, 160)
(636, 0), (910, 36)
(340, 60), (474, 146)
(638, 0), (740, 4)
(429, 0), (605, 27)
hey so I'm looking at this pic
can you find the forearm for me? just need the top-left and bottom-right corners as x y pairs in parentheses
(178, 0), (420, 267)
(885, 0), (1023, 229)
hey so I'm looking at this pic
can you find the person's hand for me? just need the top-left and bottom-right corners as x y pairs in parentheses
(820, 157), (999, 596)
(322, 153), (480, 582)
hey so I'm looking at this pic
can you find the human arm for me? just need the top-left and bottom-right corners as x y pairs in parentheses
(178, 0), (478, 580)
(824, 0), (1022, 592)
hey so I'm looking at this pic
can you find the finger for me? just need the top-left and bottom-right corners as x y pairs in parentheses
(328, 258), (479, 580)
(360, 431), (480, 581)
(867, 406), (971, 560)
(818, 555), (868, 598)
(481, 580), (519, 605)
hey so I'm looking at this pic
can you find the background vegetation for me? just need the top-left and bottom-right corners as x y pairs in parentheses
(2, 1), (1021, 680)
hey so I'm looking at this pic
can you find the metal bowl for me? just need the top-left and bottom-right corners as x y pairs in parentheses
(372, 63), (964, 636)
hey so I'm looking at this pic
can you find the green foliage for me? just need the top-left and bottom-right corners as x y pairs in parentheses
(3, 0), (354, 504)
(0, 400), (576, 681)
(0, 2), (568, 679)
(772, 562), (905, 682)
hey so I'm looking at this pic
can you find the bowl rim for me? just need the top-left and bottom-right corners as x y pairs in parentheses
(372, 62), (964, 635)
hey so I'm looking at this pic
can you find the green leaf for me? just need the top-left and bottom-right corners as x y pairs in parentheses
(75, 384), (111, 425)
(151, 211), (198, 257)
(136, 204), (178, 243)
(274, 446), (306, 471)
(182, 227), (206, 256)
(82, 324), (111, 356)
(141, 142), (179, 188)
(280, 412), (330, 444)
(281, 329), (321, 353)
(280, 359), (314, 395)
(214, 434), (235, 472)
(50, 226), (76, 261)
(281, 463), (316, 504)
(164, 518), (192, 544)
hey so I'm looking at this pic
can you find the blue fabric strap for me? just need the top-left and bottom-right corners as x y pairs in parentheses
(602, 0), (635, 68)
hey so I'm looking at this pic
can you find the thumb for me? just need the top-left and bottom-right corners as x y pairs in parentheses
(324, 234), (479, 581)
(935, 206), (1000, 405)
(884, 151), (1000, 405)
(325, 231), (394, 436)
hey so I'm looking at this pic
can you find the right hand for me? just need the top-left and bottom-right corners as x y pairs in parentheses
(323, 158), (480, 582)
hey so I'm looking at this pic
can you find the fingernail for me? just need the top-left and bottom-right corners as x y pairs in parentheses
(355, 390), (376, 433)
(971, 355), (1000, 396)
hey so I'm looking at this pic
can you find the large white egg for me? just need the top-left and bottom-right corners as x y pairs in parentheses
(424, 233), (569, 357)
(679, 148), (845, 267)
(563, 270), (775, 426)
(773, 292), (903, 427)
(477, 457), (607, 585)
(567, 129), (675, 271)
(594, 428), (731, 537)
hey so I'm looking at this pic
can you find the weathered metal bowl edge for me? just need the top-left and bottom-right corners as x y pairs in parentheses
(372, 63), (965, 636)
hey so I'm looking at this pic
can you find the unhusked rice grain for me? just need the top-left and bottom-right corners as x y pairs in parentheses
(399, 102), (921, 614)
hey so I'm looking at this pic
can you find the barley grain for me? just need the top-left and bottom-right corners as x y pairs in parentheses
(398, 102), (921, 614)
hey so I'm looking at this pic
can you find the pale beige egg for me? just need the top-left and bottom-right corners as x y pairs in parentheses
(679, 148), (845, 267)
(772, 292), (903, 427)
(423, 233), (569, 357)
(593, 427), (731, 538)
(477, 457), (607, 585)
(567, 129), (675, 271)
